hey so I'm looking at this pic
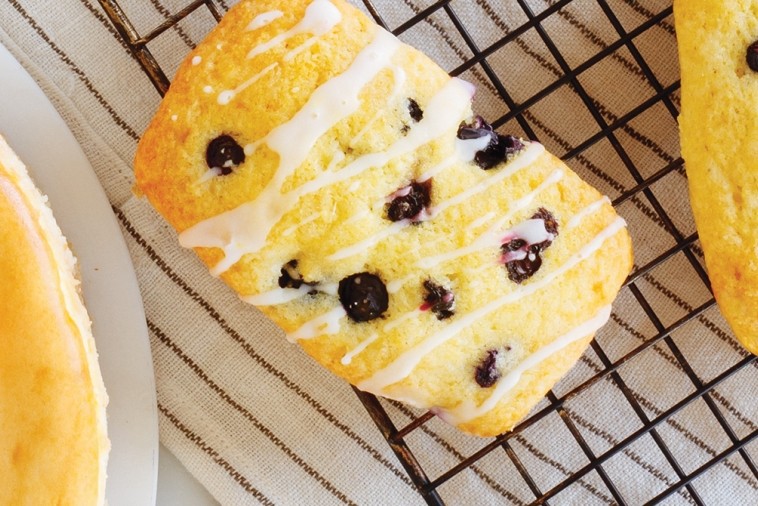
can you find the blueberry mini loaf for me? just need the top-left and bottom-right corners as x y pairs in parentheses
(135, 0), (633, 436)
(675, 0), (758, 355)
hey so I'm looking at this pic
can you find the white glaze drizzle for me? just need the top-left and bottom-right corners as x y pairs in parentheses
(218, 62), (278, 105)
(288, 78), (474, 202)
(180, 29), (402, 275)
(466, 211), (496, 233)
(348, 180), (361, 192)
(318, 282), (338, 296)
(325, 134), (503, 262)
(429, 142), (545, 217)
(566, 196), (611, 230)
(341, 333), (379, 365)
(282, 211), (322, 236)
(417, 135), (488, 182)
(454, 134), (493, 166)
(286, 305), (346, 342)
(218, 1), (342, 105)
(247, 0), (341, 59)
(328, 219), (409, 261)
(357, 216), (627, 395)
(387, 274), (413, 294)
(436, 305), (613, 425)
(242, 285), (313, 305)
(246, 10), (284, 31)
(506, 218), (552, 245)
(417, 169), (563, 269)
(349, 67), (407, 147)
(341, 310), (421, 365)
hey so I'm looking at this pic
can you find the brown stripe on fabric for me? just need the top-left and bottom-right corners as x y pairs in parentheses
(642, 272), (751, 358)
(473, 0), (679, 168)
(590, 307), (757, 490)
(555, 8), (647, 81)
(632, 394), (758, 490)
(574, 356), (757, 496)
(566, 409), (697, 505)
(709, 390), (758, 433)
(158, 402), (275, 505)
(525, 110), (670, 232)
(81, 0), (133, 53)
(593, 100), (676, 164)
(7, 0), (140, 141)
(480, 0), (647, 83)
(468, 0), (561, 76)
(387, 400), (614, 505)
(670, 91), (681, 109)
(387, 401), (530, 505)
(575, 327), (755, 493)
(513, 434), (616, 504)
(112, 207), (415, 489)
(149, 0), (197, 49)
(150, 318), (359, 506)
(619, 0), (675, 36)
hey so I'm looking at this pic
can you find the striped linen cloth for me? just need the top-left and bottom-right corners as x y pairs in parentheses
(1, 0), (755, 504)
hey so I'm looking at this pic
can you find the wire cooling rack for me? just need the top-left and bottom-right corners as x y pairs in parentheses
(99, 0), (757, 504)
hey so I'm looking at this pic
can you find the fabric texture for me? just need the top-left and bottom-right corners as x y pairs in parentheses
(0, 0), (755, 504)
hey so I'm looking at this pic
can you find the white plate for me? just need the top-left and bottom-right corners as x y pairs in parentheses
(0, 42), (158, 505)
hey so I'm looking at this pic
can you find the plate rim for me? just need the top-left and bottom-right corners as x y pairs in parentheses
(0, 40), (159, 505)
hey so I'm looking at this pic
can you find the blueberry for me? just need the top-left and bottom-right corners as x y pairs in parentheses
(457, 117), (523, 170)
(531, 207), (559, 238)
(501, 208), (559, 283)
(475, 349), (501, 388)
(407, 98), (424, 122)
(338, 272), (389, 322)
(206, 135), (245, 175)
(387, 180), (432, 222)
(456, 115), (494, 140)
(504, 247), (544, 284)
(422, 280), (455, 320)
(748, 40), (758, 72)
(278, 260), (304, 289)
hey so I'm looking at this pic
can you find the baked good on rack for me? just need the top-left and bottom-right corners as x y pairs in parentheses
(0, 135), (109, 504)
(675, 0), (758, 355)
(134, 0), (633, 436)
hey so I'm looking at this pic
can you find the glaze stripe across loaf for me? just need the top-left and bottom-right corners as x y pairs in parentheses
(134, 0), (633, 436)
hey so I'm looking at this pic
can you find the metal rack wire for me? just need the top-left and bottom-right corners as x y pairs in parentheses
(98, 0), (757, 504)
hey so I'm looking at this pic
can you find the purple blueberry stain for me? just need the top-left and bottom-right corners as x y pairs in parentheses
(475, 349), (502, 388)
(386, 179), (433, 223)
(420, 280), (455, 320)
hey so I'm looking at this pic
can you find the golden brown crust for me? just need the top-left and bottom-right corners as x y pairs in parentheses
(0, 136), (108, 504)
(135, 0), (632, 436)
(675, 0), (758, 354)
